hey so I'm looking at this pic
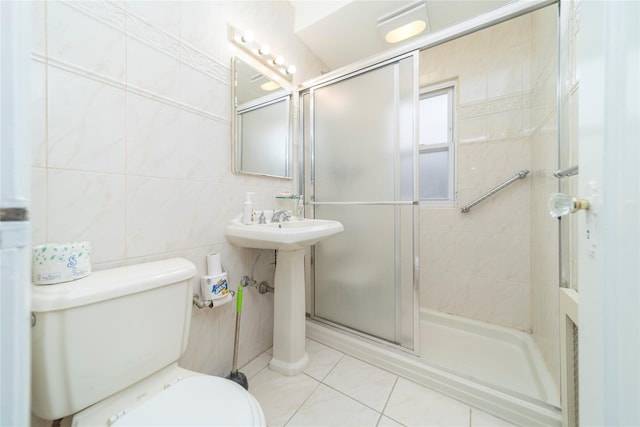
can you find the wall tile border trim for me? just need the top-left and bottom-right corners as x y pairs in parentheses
(459, 92), (532, 120)
(63, 0), (229, 85)
(33, 53), (229, 125)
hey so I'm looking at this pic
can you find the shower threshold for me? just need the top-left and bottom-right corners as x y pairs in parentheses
(306, 310), (561, 427)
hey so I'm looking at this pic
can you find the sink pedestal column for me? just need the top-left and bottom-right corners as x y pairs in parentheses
(269, 248), (309, 375)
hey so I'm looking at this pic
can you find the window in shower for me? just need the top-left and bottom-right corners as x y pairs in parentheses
(419, 83), (455, 202)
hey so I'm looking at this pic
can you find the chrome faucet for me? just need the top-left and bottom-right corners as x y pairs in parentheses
(271, 210), (291, 223)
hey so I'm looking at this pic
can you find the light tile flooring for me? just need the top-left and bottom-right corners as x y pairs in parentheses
(241, 338), (517, 427)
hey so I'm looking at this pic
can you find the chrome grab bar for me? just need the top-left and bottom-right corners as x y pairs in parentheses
(460, 169), (529, 213)
(554, 165), (578, 178)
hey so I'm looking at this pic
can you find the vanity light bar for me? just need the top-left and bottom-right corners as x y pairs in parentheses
(230, 27), (296, 81)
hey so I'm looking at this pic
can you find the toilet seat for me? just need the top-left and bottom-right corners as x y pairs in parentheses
(71, 366), (265, 426)
(113, 376), (263, 426)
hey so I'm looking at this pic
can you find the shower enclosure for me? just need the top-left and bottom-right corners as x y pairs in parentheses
(302, 53), (419, 351)
(300, 1), (562, 425)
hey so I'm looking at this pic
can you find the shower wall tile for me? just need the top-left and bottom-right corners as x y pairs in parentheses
(47, 67), (126, 174)
(487, 52), (524, 99)
(462, 277), (527, 331)
(419, 12), (535, 331)
(459, 71), (488, 105)
(486, 109), (524, 140)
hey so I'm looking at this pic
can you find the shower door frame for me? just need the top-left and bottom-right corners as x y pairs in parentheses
(297, 1), (563, 425)
(301, 52), (421, 355)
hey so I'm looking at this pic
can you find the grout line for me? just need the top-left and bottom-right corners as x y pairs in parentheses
(380, 376), (399, 415)
(317, 350), (344, 382)
(282, 375), (322, 427)
(319, 381), (385, 416)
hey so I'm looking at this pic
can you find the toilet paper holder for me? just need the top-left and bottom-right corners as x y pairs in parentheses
(193, 290), (235, 309)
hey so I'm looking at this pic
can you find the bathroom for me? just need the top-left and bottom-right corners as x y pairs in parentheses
(1, 0), (638, 426)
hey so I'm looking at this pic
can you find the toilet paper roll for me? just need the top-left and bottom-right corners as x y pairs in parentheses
(32, 241), (91, 285)
(206, 253), (222, 276)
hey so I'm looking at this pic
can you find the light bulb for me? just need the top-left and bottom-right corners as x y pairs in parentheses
(259, 44), (270, 55)
(286, 65), (297, 75)
(273, 55), (284, 66)
(241, 30), (254, 43)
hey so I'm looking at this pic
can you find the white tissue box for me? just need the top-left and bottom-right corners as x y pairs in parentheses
(32, 242), (91, 285)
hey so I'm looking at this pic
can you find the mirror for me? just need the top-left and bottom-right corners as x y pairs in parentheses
(232, 57), (293, 179)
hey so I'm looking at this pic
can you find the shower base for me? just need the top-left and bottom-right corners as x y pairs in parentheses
(420, 309), (560, 405)
(306, 309), (562, 426)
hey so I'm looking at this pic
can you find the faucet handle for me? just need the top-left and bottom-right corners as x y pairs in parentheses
(258, 211), (266, 224)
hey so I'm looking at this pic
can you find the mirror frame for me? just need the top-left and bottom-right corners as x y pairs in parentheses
(231, 54), (294, 179)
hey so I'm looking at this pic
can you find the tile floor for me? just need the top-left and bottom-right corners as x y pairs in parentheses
(241, 338), (517, 427)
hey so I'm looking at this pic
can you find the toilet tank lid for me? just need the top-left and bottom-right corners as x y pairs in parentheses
(31, 258), (197, 312)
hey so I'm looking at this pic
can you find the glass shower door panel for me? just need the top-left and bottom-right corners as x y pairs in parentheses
(314, 65), (397, 202)
(314, 204), (396, 342)
(311, 55), (417, 349)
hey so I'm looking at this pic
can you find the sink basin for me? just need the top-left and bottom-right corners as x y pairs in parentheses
(225, 213), (344, 250)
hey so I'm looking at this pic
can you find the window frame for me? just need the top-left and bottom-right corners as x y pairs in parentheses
(418, 81), (456, 205)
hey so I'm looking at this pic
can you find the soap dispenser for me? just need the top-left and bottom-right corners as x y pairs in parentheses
(243, 192), (255, 225)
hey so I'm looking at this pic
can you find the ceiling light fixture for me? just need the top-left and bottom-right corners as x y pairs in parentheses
(230, 27), (296, 81)
(260, 80), (281, 91)
(377, 1), (429, 44)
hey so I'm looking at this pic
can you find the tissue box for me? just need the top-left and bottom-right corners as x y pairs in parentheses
(32, 242), (91, 285)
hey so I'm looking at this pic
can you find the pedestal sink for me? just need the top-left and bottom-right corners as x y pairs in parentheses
(225, 212), (344, 375)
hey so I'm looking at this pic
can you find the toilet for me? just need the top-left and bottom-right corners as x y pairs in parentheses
(31, 257), (265, 426)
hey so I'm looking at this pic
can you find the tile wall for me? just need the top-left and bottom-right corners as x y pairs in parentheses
(30, 1), (325, 422)
(419, 13), (535, 331)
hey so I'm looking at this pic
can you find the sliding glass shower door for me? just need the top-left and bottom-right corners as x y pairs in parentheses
(306, 53), (418, 350)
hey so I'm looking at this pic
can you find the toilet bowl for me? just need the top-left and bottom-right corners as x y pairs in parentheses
(72, 365), (264, 426)
(31, 258), (265, 426)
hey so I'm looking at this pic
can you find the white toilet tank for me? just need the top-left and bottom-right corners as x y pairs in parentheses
(31, 258), (197, 420)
